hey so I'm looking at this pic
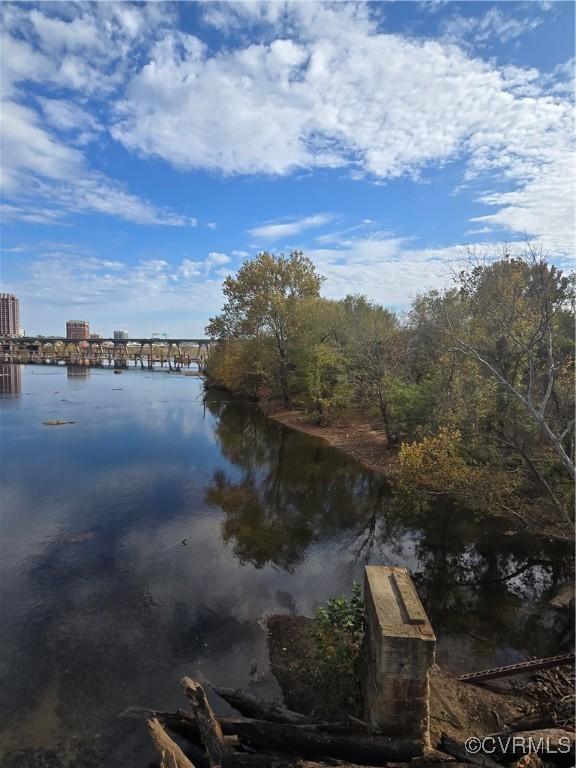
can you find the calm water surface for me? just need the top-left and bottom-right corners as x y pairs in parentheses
(0, 364), (572, 766)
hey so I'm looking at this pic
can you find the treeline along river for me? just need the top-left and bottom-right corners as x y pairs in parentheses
(0, 365), (572, 766)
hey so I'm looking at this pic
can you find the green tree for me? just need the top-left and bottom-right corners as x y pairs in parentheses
(206, 251), (323, 407)
(344, 296), (402, 444)
(411, 248), (575, 529)
(445, 250), (575, 485)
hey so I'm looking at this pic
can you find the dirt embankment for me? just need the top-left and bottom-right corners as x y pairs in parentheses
(265, 407), (398, 476)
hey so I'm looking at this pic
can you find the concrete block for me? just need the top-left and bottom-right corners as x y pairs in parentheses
(361, 565), (435, 745)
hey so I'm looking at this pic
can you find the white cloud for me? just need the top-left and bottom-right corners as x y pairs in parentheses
(1, 2), (573, 251)
(306, 233), (448, 306)
(1, 244), (28, 253)
(472, 155), (575, 253)
(306, 232), (544, 308)
(1, 203), (67, 225)
(207, 252), (231, 266)
(440, 8), (543, 47)
(1, 100), (194, 226)
(28, 9), (102, 54)
(107, 2), (574, 251)
(39, 97), (103, 143)
(12, 248), (227, 334)
(248, 213), (333, 241)
(418, 1), (450, 14)
(0, 2), (194, 226)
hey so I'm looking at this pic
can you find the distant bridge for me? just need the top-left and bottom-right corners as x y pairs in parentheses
(1, 336), (214, 371)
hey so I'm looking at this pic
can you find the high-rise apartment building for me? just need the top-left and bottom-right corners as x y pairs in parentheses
(114, 330), (130, 340)
(66, 320), (90, 340)
(0, 294), (20, 337)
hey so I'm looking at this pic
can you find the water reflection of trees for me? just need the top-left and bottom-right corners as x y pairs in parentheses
(206, 393), (573, 655)
(205, 394), (392, 571)
(409, 504), (574, 656)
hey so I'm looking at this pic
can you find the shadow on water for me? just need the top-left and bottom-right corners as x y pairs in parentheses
(0, 366), (572, 766)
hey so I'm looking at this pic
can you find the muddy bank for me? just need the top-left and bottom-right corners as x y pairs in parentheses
(265, 407), (398, 477)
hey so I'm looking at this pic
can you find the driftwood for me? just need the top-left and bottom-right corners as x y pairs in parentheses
(159, 710), (422, 764)
(217, 717), (422, 763)
(439, 734), (503, 768)
(133, 676), (425, 767)
(177, 739), (425, 768)
(509, 715), (558, 731)
(147, 717), (196, 768)
(125, 705), (423, 766)
(210, 685), (310, 725)
(181, 677), (226, 767)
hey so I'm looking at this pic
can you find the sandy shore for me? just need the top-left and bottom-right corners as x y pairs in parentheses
(265, 407), (398, 477)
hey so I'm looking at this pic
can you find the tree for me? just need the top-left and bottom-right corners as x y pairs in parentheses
(409, 247), (574, 531)
(442, 248), (575, 484)
(206, 252), (323, 407)
(344, 296), (402, 444)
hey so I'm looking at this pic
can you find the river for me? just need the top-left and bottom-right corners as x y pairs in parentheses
(0, 364), (571, 766)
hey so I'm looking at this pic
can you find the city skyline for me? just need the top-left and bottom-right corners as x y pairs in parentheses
(0, 304), (198, 339)
(1, 1), (574, 336)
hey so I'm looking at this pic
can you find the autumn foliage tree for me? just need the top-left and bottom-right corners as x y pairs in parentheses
(206, 251), (322, 407)
(205, 245), (574, 533)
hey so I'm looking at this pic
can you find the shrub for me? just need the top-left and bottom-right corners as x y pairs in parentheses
(313, 582), (364, 716)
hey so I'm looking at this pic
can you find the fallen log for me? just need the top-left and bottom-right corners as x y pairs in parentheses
(211, 685), (310, 725)
(181, 677), (226, 767)
(121, 706), (423, 765)
(216, 718), (423, 764)
(178, 739), (413, 768)
(162, 753), (181, 768)
(439, 734), (503, 768)
(508, 715), (558, 731)
(147, 717), (197, 768)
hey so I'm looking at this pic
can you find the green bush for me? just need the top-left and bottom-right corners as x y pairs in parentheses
(313, 582), (364, 716)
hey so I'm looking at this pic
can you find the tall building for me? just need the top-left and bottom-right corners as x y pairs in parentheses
(66, 320), (90, 340)
(114, 330), (130, 340)
(0, 294), (20, 337)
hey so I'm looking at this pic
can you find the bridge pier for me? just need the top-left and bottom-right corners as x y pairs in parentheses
(362, 566), (435, 747)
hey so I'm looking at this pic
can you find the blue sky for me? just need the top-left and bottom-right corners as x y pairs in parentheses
(1, 1), (574, 336)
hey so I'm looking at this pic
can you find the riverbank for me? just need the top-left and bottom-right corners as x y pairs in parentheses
(260, 403), (573, 542)
(265, 406), (398, 477)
